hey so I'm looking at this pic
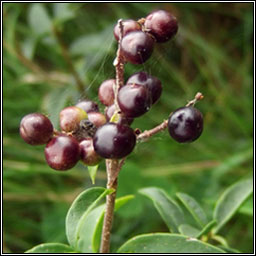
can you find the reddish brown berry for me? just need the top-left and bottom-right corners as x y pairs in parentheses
(75, 100), (99, 113)
(114, 19), (141, 41)
(20, 113), (53, 145)
(98, 79), (115, 106)
(120, 31), (155, 64)
(87, 112), (107, 128)
(144, 10), (178, 43)
(45, 135), (80, 170)
(59, 106), (87, 132)
(80, 138), (101, 166)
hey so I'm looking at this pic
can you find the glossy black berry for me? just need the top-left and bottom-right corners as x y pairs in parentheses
(76, 100), (99, 113)
(126, 71), (162, 104)
(45, 135), (80, 170)
(114, 19), (141, 41)
(98, 79), (115, 106)
(105, 104), (134, 125)
(60, 106), (87, 132)
(120, 31), (155, 64)
(80, 138), (102, 166)
(20, 113), (53, 145)
(168, 106), (203, 143)
(93, 123), (136, 159)
(117, 84), (151, 118)
(145, 10), (178, 43)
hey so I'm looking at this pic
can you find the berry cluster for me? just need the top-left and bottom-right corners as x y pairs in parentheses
(19, 10), (204, 172)
(19, 102), (105, 171)
(115, 10), (178, 64)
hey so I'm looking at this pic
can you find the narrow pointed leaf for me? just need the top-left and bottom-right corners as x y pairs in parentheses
(87, 165), (99, 184)
(139, 187), (184, 233)
(213, 178), (253, 233)
(176, 192), (208, 227)
(117, 233), (225, 253)
(25, 243), (77, 253)
(65, 187), (113, 247)
(76, 195), (134, 253)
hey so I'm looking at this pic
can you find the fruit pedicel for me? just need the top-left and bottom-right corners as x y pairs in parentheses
(19, 10), (204, 171)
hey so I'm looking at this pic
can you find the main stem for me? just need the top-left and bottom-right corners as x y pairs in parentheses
(100, 160), (119, 253)
(100, 20), (125, 253)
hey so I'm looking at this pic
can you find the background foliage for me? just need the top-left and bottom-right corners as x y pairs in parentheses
(3, 2), (253, 253)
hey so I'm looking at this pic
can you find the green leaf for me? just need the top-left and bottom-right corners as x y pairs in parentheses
(238, 195), (253, 216)
(21, 37), (38, 60)
(28, 4), (52, 36)
(42, 86), (75, 128)
(176, 192), (208, 228)
(178, 224), (200, 238)
(139, 187), (184, 233)
(87, 165), (99, 184)
(196, 220), (217, 239)
(213, 178), (253, 233)
(25, 243), (77, 253)
(53, 3), (75, 24)
(217, 245), (241, 253)
(70, 25), (114, 56)
(65, 187), (113, 247)
(117, 233), (225, 253)
(76, 195), (134, 253)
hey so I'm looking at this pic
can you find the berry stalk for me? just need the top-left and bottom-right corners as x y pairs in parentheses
(137, 92), (204, 142)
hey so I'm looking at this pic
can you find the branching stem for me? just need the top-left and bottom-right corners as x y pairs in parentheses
(137, 92), (204, 142)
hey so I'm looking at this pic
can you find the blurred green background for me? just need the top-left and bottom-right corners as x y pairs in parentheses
(3, 2), (253, 253)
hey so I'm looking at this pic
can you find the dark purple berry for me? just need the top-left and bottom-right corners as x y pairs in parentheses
(114, 19), (141, 41)
(87, 112), (107, 128)
(76, 100), (99, 113)
(98, 79), (115, 106)
(20, 113), (53, 145)
(60, 106), (87, 132)
(105, 104), (134, 125)
(93, 123), (136, 159)
(126, 71), (162, 104)
(80, 138), (101, 166)
(168, 106), (203, 143)
(117, 84), (151, 118)
(145, 10), (178, 43)
(45, 135), (80, 170)
(120, 31), (155, 64)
